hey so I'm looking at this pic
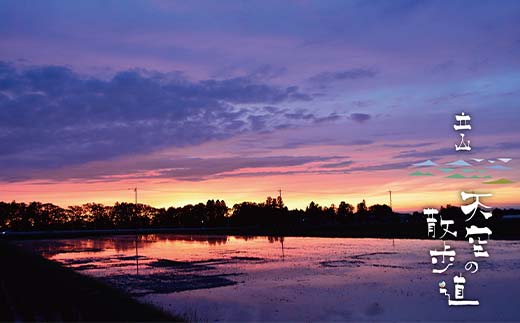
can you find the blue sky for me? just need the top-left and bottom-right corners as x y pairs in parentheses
(1, 0), (519, 209)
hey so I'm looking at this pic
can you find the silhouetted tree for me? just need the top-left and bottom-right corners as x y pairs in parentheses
(356, 199), (368, 223)
(111, 202), (134, 228)
(337, 201), (354, 223)
(0, 199), (516, 239)
(86, 203), (112, 229)
(276, 195), (284, 208)
(368, 204), (393, 222)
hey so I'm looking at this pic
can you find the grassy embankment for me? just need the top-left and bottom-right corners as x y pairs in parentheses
(0, 240), (183, 322)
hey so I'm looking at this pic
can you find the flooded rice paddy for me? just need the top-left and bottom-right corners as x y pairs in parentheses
(19, 235), (520, 321)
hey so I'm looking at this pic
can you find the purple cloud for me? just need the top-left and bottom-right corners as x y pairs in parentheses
(309, 68), (378, 87)
(348, 113), (371, 123)
(2, 155), (339, 182)
(0, 62), (317, 175)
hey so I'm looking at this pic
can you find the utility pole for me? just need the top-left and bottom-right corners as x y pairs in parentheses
(129, 187), (139, 275)
(389, 189), (394, 247)
(128, 187), (137, 205)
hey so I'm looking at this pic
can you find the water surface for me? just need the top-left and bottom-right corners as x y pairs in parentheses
(21, 235), (520, 321)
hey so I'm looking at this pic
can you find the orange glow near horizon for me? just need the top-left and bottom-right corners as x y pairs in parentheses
(2, 1), (520, 224)
(1, 132), (518, 212)
(1, 168), (518, 212)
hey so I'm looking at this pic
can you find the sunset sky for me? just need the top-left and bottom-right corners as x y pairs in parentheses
(1, 0), (519, 211)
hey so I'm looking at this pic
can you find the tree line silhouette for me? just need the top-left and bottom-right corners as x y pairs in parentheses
(0, 196), (519, 238)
